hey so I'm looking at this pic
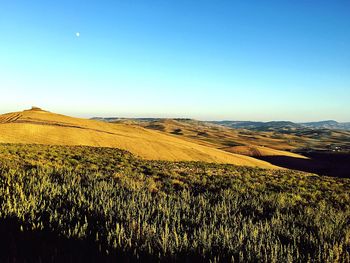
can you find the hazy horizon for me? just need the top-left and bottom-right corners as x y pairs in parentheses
(1, 1), (349, 122)
(1, 106), (350, 123)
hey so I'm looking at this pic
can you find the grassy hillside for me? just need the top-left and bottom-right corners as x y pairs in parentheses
(209, 120), (350, 152)
(113, 118), (308, 157)
(110, 118), (350, 177)
(0, 144), (349, 262)
(224, 145), (306, 157)
(0, 109), (275, 168)
(115, 118), (350, 154)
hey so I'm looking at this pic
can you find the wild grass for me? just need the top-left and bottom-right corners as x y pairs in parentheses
(0, 143), (349, 262)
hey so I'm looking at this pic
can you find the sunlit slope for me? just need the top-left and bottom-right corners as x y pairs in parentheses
(125, 119), (307, 159)
(225, 145), (308, 158)
(0, 109), (277, 168)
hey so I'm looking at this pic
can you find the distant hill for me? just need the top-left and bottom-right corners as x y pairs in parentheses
(211, 120), (350, 131)
(86, 116), (350, 177)
(91, 117), (163, 122)
(97, 117), (308, 159)
(92, 116), (350, 152)
(301, 120), (350, 130)
(211, 121), (301, 131)
(0, 108), (277, 168)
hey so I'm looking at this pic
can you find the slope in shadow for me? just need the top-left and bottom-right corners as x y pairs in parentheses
(257, 152), (350, 178)
(0, 217), (209, 262)
(0, 218), (146, 263)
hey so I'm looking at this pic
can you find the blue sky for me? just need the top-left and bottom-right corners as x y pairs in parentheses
(0, 0), (349, 121)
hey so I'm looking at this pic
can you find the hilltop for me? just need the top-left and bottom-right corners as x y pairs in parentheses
(0, 108), (276, 168)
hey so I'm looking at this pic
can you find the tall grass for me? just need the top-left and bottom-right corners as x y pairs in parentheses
(0, 144), (349, 262)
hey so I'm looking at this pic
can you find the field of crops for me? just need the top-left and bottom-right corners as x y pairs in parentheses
(0, 144), (349, 262)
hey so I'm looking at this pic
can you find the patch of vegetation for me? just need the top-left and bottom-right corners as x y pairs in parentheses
(222, 140), (244, 147)
(146, 123), (166, 131)
(0, 144), (349, 262)
(197, 131), (209, 137)
(171, 128), (183, 135)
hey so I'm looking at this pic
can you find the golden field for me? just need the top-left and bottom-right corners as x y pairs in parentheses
(0, 108), (277, 168)
(117, 118), (308, 159)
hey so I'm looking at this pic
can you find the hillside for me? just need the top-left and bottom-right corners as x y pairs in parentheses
(0, 144), (349, 262)
(224, 145), (306, 158)
(110, 118), (308, 158)
(0, 108), (276, 168)
(211, 120), (301, 131)
(301, 120), (350, 130)
(104, 118), (350, 177)
(110, 118), (349, 153)
(212, 120), (350, 131)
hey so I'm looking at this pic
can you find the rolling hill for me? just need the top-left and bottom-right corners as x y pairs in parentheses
(210, 120), (302, 131)
(0, 108), (277, 168)
(109, 118), (350, 177)
(212, 120), (350, 131)
(105, 118), (308, 158)
(301, 120), (350, 130)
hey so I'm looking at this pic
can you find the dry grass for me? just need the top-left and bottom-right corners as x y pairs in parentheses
(0, 109), (276, 168)
(1, 144), (349, 262)
(125, 119), (308, 157)
(225, 145), (308, 158)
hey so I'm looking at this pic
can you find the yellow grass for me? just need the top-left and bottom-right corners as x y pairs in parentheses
(130, 119), (308, 159)
(0, 109), (278, 168)
(224, 145), (308, 159)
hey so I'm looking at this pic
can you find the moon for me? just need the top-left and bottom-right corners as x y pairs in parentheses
(76, 32), (80, 37)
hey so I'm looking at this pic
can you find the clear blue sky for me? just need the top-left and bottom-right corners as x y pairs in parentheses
(0, 0), (349, 121)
